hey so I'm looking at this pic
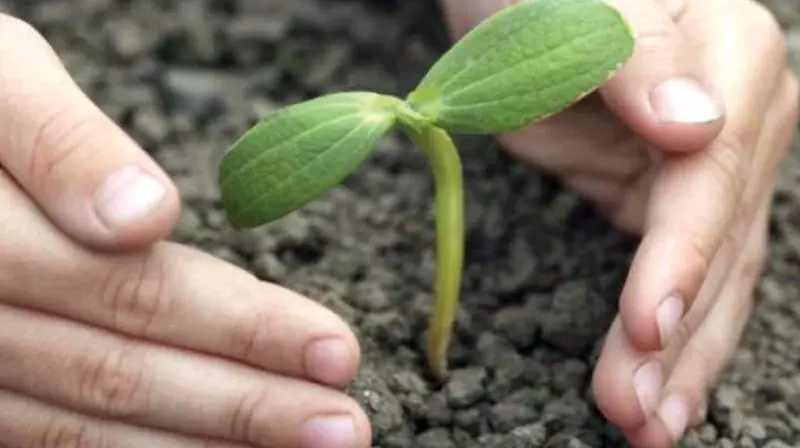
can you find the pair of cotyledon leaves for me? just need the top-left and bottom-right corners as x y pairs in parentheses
(219, 0), (635, 228)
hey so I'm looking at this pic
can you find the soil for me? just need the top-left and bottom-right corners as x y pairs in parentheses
(2, 0), (799, 447)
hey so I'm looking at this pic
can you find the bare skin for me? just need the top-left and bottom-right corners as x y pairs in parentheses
(442, 0), (798, 446)
(0, 2), (796, 447)
(0, 14), (369, 448)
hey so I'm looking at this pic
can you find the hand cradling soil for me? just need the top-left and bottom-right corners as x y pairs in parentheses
(4, 0), (800, 446)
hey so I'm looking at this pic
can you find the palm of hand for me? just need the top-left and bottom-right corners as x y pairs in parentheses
(499, 95), (656, 235)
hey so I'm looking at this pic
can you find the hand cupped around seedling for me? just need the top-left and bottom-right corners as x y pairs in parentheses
(218, 0), (636, 380)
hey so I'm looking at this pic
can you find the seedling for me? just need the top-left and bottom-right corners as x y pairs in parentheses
(218, 0), (635, 379)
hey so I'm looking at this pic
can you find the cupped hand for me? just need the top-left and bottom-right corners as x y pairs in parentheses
(0, 14), (370, 448)
(441, 0), (798, 446)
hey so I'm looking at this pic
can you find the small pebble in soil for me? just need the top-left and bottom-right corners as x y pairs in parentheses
(14, 1), (800, 447)
(416, 428), (455, 448)
(488, 401), (539, 433)
(446, 368), (488, 408)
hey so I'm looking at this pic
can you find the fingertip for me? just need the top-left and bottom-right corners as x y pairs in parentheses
(647, 77), (726, 152)
(623, 422), (676, 448)
(601, 75), (726, 153)
(618, 232), (700, 352)
(352, 404), (374, 448)
(0, 16), (180, 253)
(300, 396), (372, 448)
(649, 78), (723, 126)
(618, 283), (667, 353)
(303, 334), (361, 388)
(623, 393), (690, 448)
(592, 319), (657, 429)
(596, 0), (727, 153)
(299, 299), (362, 388)
(88, 164), (181, 251)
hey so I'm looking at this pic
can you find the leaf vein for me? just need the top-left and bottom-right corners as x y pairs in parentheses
(221, 112), (365, 189)
(233, 119), (384, 222)
(439, 25), (614, 102)
(436, 60), (612, 112)
(432, 1), (587, 94)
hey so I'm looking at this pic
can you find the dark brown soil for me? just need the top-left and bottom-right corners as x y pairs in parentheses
(3, 0), (799, 446)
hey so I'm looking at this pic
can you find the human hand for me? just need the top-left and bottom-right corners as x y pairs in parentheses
(440, 0), (798, 446)
(0, 14), (370, 448)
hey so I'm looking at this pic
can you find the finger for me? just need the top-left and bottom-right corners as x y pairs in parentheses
(593, 69), (797, 433)
(499, 96), (651, 182)
(0, 389), (247, 448)
(592, 192), (767, 438)
(0, 169), (360, 387)
(618, 7), (790, 352)
(638, 71), (797, 443)
(0, 15), (180, 251)
(591, 202), (745, 430)
(592, 317), (661, 428)
(0, 305), (371, 448)
(591, 202), (759, 432)
(442, 0), (724, 152)
(497, 97), (655, 233)
(624, 198), (769, 447)
(656, 69), (797, 363)
(563, 165), (654, 235)
(599, 0), (726, 154)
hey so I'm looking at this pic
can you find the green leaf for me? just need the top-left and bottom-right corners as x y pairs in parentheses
(406, 0), (635, 134)
(219, 92), (398, 228)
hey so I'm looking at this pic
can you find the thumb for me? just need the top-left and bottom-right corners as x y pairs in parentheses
(441, 0), (725, 152)
(600, 0), (726, 152)
(0, 15), (180, 251)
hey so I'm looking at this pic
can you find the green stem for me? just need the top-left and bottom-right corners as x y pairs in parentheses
(402, 123), (464, 380)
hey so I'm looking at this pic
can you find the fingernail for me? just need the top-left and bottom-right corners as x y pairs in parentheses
(301, 415), (355, 448)
(651, 78), (722, 123)
(304, 338), (352, 384)
(94, 166), (166, 229)
(633, 360), (662, 414)
(658, 394), (689, 440)
(657, 295), (684, 347)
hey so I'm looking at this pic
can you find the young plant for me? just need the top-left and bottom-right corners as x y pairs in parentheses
(218, 0), (635, 380)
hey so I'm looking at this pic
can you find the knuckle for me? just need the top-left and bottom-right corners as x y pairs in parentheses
(98, 250), (171, 336)
(707, 133), (748, 198)
(229, 304), (269, 365)
(668, 317), (695, 354)
(228, 389), (269, 444)
(630, 25), (678, 59)
(721, 213), (750, 255)
(226, 280), (301, 367)
(75, 342), (151, 418)
(26, 107), (102, 191)
(681, 232), (713, 282)
(37, 418), (103, 448)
